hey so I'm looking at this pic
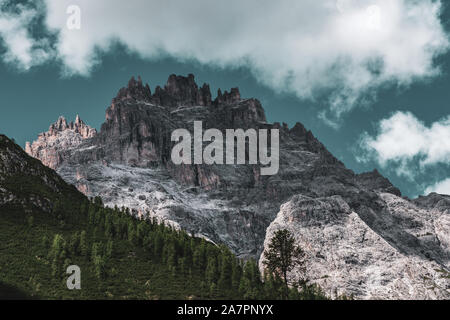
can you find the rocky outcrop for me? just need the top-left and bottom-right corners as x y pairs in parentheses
(355, 169), (402, 197)
(260, 194), (449, 299)
(26, 74), (449, 299)
(25, 116), (97, 169)
(1, 135), (83, 212)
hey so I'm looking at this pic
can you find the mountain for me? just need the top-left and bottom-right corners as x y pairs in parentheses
(25, 115), (97, 170)
(3, 134), (312, 300)
(25, 74), (450, 299)
(261, 193), (450, 299)
(1, 134), (85, 212)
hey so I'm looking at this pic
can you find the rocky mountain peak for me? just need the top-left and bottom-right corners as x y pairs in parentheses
(165, 73), (197, 95)
(53, 116), (69, 131)
(356, 169), (402, 197)
(151, 74), (214, 107)
(113, 74), (245, 108)
(25, 74), (449, 299)
(75, 114), (82, 125)
(25, 116), (97, 169)
(46, 115), (97, 139)
(289, 122), (308, 137)
(214, 87), (241, 105)
(114, 76), (152, 103)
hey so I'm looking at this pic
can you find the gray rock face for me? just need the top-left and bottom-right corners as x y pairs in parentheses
(260, 194), (449, 299)
(0, 135), (83, 213)
(26, 75), (449, 299)
(25, 115), (97, 169)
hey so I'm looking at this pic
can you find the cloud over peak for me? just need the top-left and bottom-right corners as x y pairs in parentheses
(0, 1), (52, 70)
(0, 0), (449, 123)
(358, 111), (450, 195)
(359, 111), (450, 168)
(425, 178), (450, 196)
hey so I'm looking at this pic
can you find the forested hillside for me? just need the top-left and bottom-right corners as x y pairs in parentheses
(0, 134), (325, 300)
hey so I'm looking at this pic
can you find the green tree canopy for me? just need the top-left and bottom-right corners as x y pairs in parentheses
(263, 229), (305, 299)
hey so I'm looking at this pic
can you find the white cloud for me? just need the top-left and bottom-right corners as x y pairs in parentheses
(0, 1), (52, 70)
(0, 0), (449, 121)
(359, 111), (450, 178)
(425, 178), (450, 196)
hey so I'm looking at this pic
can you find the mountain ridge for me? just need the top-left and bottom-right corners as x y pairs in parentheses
(24, 74), (449, 299)
(3, 133), (304, 300)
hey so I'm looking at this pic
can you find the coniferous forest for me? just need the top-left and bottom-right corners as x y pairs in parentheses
(0, 194), (327, 300)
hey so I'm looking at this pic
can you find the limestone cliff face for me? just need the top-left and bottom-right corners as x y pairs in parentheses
(260, 194), (449, 299)
(25, 116), (97, 169)
(26, 75), (449, 299)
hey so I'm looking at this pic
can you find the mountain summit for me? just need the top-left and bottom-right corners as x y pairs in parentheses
(25, 75), (450, 299)
(25, 115), (97, 169)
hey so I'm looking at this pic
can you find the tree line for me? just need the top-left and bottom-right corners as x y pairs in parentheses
(43, 196), (327, 300)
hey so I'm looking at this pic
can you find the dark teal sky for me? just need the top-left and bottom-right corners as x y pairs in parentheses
(0, 2), (449, 198)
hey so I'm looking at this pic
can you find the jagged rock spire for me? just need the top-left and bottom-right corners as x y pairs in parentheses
(53, 116), (69, 131)
(199, 83), (212, 106)
(152, 73), (214, 107)
(114, 76), (152, 102)
(214, 87), (241, 105)
(113, 74), (245, 108)
(25, 115), (97, 169)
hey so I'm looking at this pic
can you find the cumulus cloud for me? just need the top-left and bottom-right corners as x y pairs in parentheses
(358, 111), (450, 180)
(0, 0), (449, 122)
(0, 0), (52, 70)
(425, 178), (450, 195)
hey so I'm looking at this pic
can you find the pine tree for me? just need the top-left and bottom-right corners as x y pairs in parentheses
(105, 214), (114, 239)
(218, 252), (232, 292)
(41, 235), (50, 250)
(154, 232), (164, 260)
(106, 239), (114, 258)
(128, 221), (137, 245)
(231, 258), (242, 291)
(91, 242), (103, 261)
(209, 282), (217, 298)
(48, 234), (64, 260)
(193, 247), (202, 269)
(93, 255), (106, 279)
(80, 230), (88, 256)
(166, 241), (177, 268)
(69, 232), (81, 256)
(263, 229), (305, 299)
(93, 196), (103, 207)
(183, 241), (193, 267)
(48, 234), (66, 277)
(136, 221), (148, 246)
(88, 204), (96, 225)
(206, 256), (218, 285)
(239, 259), (262, 299)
